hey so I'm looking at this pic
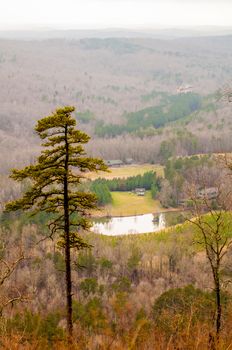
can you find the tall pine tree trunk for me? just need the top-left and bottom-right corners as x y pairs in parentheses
(215, 271), (221, 340)
(5, 106), (108, 342)
(64, 125), (73, 339)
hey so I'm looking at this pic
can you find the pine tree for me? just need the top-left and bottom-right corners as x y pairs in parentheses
(5, 106), (107, 339)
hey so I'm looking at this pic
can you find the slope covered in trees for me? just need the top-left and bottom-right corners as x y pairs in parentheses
(95, 93), (202, 137)
(0, 36), (232, 172)
(1, 204), (232, 348)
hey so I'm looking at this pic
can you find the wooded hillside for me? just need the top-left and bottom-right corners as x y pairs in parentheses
(0, 36), (232, 172)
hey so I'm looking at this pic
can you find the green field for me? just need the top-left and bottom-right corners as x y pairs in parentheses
(89, 163), (165, 217)
(89, 211), (232, 254)
(96, 191), (163, 217)
(87, 163), (164, 180)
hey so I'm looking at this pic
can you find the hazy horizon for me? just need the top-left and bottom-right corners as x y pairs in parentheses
(1, 0), (232, 30)
(1, 25), (232, 31)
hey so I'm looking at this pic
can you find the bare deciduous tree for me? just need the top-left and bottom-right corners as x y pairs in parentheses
(0, 248), (29, 316)
(186, 178), (232, 346)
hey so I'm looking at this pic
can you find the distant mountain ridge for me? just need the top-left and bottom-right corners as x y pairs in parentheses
(1, 26), (232, 40)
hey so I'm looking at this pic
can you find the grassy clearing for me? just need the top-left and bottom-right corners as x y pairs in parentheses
(96, 191), (163, 217)
(89, 211), (232, 256)
(87, 163), (164, 180)
(88, 220), (192, 251)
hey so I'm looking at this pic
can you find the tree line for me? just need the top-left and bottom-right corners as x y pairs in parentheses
(95, 93), (202, 137)
(158, 155), (213, 207)
(89, 171), (161, 205)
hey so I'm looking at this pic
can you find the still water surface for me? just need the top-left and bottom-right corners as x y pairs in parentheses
(92, 213), (166, 236)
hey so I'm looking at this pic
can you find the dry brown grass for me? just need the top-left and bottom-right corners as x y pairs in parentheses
(2, 318), (232, 350)
(86, 164), (164, 180)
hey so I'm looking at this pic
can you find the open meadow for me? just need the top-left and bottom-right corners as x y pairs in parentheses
(87, 163), (164, 180)
(94, 190), (163, 217)
(89, 164), (165, 216)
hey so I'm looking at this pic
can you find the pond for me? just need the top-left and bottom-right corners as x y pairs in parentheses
(91, 211), (186, 236)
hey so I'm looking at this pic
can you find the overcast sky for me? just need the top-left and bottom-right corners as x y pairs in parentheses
(0, 0), (231, 30)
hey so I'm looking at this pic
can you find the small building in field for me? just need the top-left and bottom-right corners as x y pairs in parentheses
(197, 187), (218, 200)
(134, 188), (146, 196)
(125, 158), (134, 165)
(105, 159), (123, 167)
(177, 84), (194, 94)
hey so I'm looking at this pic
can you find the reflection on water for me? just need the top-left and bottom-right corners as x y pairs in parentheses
(91, 213), (166, 236)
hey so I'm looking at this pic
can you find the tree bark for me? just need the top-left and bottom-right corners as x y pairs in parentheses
(64, 125), (73, 340)
(215, 273), (221, 339)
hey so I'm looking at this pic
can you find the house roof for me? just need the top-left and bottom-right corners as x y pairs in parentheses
(197, 187), (218, 195)
(105, 159), (123, 166)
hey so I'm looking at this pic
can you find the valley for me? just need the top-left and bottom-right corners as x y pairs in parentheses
(1, 30), (232, 349)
